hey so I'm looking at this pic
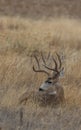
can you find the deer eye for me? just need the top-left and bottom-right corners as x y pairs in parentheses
(47, 81), (52, 84)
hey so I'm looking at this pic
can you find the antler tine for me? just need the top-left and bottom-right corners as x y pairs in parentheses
(41, 51), (46, 65)
(34, 55), (40, 69)
(56, 53), (62, 69)
(52, 55), (58, 71)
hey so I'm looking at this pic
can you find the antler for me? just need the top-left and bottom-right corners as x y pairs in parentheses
(41, 51), (46, 65)
(33, 54), (49, 76)
(33, 52), (64, 78)
(43, 53), (63, 74)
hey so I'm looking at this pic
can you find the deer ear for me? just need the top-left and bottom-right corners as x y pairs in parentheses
(59, 67), (65, 78)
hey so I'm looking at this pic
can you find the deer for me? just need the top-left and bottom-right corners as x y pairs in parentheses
(33, 52), (65, 103)
(19, 52), (65, 105)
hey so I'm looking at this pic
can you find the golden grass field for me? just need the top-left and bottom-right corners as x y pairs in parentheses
(0, 16), (81, 129)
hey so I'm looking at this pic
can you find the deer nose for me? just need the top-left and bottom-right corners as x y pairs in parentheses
(39, 88), (44, 91)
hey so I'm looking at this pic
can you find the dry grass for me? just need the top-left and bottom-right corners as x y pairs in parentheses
(0, 16), (81, 129)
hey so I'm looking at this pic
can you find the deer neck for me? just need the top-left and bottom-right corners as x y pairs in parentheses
(52, 78), (59, 85)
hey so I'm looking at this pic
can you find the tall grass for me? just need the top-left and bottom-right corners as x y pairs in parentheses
(0, 16), (81, 108)
(0, 16), (81, 129)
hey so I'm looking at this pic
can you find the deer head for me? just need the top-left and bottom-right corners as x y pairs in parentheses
(33, 52), (64, 92)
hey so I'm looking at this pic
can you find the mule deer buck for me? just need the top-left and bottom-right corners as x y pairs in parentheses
(33, 52), (65, 104)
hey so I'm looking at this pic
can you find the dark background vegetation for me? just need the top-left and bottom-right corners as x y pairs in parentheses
(0, 0), (81, 18)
